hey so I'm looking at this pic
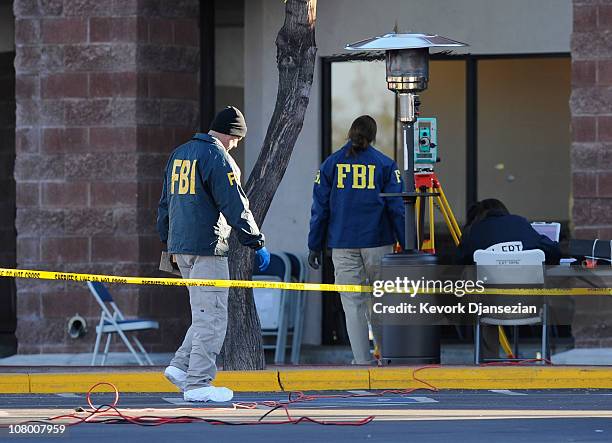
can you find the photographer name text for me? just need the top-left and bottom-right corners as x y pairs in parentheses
(373, 302), (537, 316)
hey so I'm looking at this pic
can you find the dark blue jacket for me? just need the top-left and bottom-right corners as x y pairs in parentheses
(157, 133), (264, 256)
(455, 211), (561, 265)
(308, 143), (405, 251)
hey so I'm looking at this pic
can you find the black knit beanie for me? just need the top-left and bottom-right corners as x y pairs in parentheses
(209, 106), (247, 137)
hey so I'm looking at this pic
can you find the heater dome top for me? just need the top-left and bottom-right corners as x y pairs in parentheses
(345, 33), (468, 51)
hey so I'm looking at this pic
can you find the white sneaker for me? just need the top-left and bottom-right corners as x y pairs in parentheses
(184, 386), (234, 402)
(164, 366), (187, 392)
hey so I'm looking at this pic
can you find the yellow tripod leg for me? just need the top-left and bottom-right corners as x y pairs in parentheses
(498, 326), (514, 358)
(436, 183), (462, 241)
(428, 186), (435, 251)
(435, 195), (460, 245)
(373, 343), (381, 362)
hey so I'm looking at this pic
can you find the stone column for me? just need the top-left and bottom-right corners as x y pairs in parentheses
(14, 0), (199, 353)
(571, 0), (612, 346)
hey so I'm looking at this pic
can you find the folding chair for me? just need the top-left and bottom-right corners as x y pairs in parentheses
(284, 252), (307, 365)
(253, 252), (292, 364)
(473, 247), (548, 364)
(87, 281), (159, 366)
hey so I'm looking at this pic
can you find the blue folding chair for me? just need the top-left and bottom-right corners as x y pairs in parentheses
(253, 253), (292, 364)
(87, 281), (159, 366)
(284, 252), (307, 364)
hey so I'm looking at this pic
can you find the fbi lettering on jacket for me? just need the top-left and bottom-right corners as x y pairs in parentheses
(325, 164), (402, 190)
(171, 159), (198, 195)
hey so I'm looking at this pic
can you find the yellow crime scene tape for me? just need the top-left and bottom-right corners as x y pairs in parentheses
(1, 267), (612, 296)
(0, 268), (369, 293)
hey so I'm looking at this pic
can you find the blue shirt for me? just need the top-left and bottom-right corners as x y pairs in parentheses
(157, 133), (264, 256)
(308, 143), (405, 251)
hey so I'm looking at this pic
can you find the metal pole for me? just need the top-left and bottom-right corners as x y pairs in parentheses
(403, 122), (417, 251)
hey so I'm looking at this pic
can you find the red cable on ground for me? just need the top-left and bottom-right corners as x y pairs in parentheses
(87, 382), (120, 411)
(2, 381), (376, 427)
(1, 365), (441, 428)
(4, 361), (560, 429)
(232, 365), (440, 411)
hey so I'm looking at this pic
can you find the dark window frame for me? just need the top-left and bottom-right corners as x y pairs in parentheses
(200, 0), (215, 131)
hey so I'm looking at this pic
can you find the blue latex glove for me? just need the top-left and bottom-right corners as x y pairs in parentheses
(255, 246), (270, 272)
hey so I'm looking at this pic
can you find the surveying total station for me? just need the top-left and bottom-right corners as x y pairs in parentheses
(413, 117), (462, 253)
(346, 32), (468, 365)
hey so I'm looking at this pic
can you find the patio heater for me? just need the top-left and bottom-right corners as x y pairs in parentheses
(345, 33), (468, 364)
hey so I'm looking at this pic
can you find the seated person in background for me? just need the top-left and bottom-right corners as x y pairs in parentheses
(456, 198), (561, 266)
(455, 198), (561, 360)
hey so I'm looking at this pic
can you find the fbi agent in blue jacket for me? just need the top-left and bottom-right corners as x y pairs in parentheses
(157, 106), (270, 402)
(308, 115), (405, 364)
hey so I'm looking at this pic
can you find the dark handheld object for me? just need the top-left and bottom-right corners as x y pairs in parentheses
(308, 250), (322, 270)
(159, 251), (181, 276)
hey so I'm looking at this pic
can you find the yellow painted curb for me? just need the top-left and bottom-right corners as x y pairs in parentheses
(369, 366), (612, 390)
(29, 373), (179, 393)
(5, 366), (612, 394)
(215, 370), (280, 392)
(278, 369), (370, 391)
(27, 371), (280, 393)
(0, 374), (29, 393)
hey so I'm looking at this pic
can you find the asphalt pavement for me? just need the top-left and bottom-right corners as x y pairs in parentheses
(1, 390), (611, 442)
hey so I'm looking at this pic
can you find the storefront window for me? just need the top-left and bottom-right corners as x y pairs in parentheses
(478, 57), (571, 222)
(331, 60), (395, 158)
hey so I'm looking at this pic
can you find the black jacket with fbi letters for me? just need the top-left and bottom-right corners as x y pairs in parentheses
(455, 211), (561, 265)
(157, 133), (264, 256)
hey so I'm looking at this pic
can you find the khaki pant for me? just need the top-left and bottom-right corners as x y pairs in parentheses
(169, 254), (229, 391)
(332, 245), (393, 364)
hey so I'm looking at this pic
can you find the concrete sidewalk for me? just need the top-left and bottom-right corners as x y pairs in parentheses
(0, 342), (577, 367)
(0, 352), (175, 366)
(552, 348), (612, 365)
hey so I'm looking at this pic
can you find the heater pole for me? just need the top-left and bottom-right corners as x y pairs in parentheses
(398, 91), (419, 251)
(403, 121), (417, 251)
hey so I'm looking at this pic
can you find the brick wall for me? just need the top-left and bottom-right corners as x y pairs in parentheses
(571, 0), (612, 346)
(14, 0), (199, 353)
(0, 51), (17, 356)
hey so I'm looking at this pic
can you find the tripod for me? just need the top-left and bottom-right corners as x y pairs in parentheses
(414, 171), (462, 253)
(413, 171), (515, 358)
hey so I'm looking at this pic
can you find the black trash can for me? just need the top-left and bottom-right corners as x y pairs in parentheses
(378, 251), (440, 365)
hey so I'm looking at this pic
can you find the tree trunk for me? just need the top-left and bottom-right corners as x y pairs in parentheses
(221, 0), (318, 370)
